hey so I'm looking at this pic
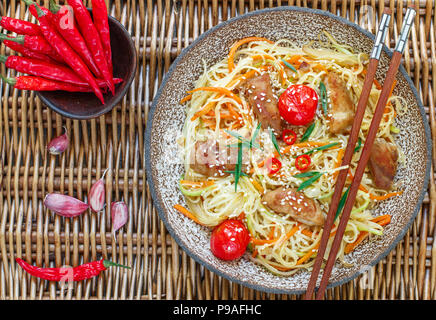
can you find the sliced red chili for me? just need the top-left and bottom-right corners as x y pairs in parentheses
(282, 129), (297, 145)
(268, 157), (282, 175)
(295, 154), (311, 171)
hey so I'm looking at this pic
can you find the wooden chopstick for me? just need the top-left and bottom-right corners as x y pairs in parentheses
(309, 6), (417, 300)
(304, 8), (393, 300)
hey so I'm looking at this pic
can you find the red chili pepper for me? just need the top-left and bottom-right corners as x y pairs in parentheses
(3, 39), (57, 64)
(2, 75), (95, 92)
(0, 16), (41, 36)
(282, 129), (297, 145)
(67, 0), (115, 95)
(0, 34), (64, 63)
(0, 54), (122, 89)
(90, 0), (113, 75)
(16, 258), (130, 282)
(26, 1), (105, 104)
(48, 0), (102, 78)
(268, 157), (282, 175)
(295, 154), (311, 171)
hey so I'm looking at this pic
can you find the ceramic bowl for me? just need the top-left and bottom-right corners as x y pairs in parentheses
(146, 7), (431, 294)
(37, 10), (137, 120)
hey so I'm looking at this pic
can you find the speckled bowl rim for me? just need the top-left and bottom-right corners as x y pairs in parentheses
(145, 6), (432, 295)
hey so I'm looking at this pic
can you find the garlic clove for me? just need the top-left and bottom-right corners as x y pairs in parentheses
(111, 201), (128, 234)
(44, 193), (89, 217)
(47, 130), (69, 155)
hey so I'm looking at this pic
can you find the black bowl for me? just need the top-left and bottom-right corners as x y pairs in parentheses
(37, 10), (137, 120)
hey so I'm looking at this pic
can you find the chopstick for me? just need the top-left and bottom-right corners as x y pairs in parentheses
(304, 6), (416, 300)
(304, 8), (392, 300)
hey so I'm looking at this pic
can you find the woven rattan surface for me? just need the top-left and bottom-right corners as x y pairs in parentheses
(0, 0), (435, 300)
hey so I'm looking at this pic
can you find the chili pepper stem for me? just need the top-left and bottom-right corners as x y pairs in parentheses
(102, 260), (131, 269)
(0, 34), (24, 44)
(49, 0), (61, 13)
(0, 75), (17, 86)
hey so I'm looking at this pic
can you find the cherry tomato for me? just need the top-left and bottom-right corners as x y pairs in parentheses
(278, 84), (318, 126)
(210, 219), (250, 261)
(295, 154), (311, 171)
(282, 129), (297, 145)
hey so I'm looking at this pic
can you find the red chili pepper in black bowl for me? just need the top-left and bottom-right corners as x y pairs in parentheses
(66, 0), (115, 95)
(90, 0), (113, 75)
(0, 55), (122, 89)
(2, 75), (96, 93)
(24, 0), (105, 104)
(0, 33), (64, 63)
(48, 0), (102, 78)
(16, 258), (130, 282)
(0, 16), (41, 36)
(3, 40), (57, 64)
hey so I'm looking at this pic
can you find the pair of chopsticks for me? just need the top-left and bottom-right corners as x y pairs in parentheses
(304, 6), (417, 300)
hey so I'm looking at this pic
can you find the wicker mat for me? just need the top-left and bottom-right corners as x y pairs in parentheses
(0, 0), (435, 300)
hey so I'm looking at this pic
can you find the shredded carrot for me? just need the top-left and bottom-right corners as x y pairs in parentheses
(250, 178), (265, 194)
(374, 78), (382, 90)
(279, 224), (301, 244)
(301, 229), (313, 238)
(180, 180), (215, 188)
(180, 94), (192, 104)
(268, 226), (276, 239)
(228, 37), (274, 72)
(173, 204), (205, 226)
(252, 249), (258, 258)
(252, 54), (287, 85)
(312, 64), (328, 72)
(296, 229), (337, 265)
(297, 244), (319, 265)
(369, 191), (403, 201)
(188, 87), (242, 104)
(192, 100), (219, 121)
(344, 232), (368, 254)
(333, 149), (344, 180)
(344, 214), (392, 253)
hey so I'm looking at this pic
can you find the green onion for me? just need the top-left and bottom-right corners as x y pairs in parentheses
(334, 186), (350, 221)
(281, 59), (297, 73)
(269, 127), (282, 158)
(300, 142), (340, 156)
(354, 138), (362, 153)
(297, 172), (325, 191)
(320, 81), (328, 115)
(179, 182), (213, 197)
(300, 122), (316, 142)
(390, 125), (400, 134)
(250, 122), (262, 149)
(293, 171), (320, 178)
(224, 140), (243, 192)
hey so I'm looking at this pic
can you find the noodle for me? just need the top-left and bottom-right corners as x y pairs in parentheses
(178, 33), (405, 275)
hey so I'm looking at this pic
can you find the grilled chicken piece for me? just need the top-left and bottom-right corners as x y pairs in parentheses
(243, 73), (282, 136)
(326, 72), (355, 134)
(262, 187), (324, 226)
(189, 140), (250, 178)
(368, 138), (399, 190)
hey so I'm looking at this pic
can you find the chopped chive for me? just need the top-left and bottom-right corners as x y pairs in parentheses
(320, 81), (328, 115)
(293, 171), (320, 178)
(354, 138), (362, 153)
(334, 186), (351, 220)
(300, 122), (316, 142)
(297, 172), (325, 191)
(281, 59), (298, 73)
(269, 127), (282, 158)
(250, 122), (262, 149)
(300, 142), (340, 156)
